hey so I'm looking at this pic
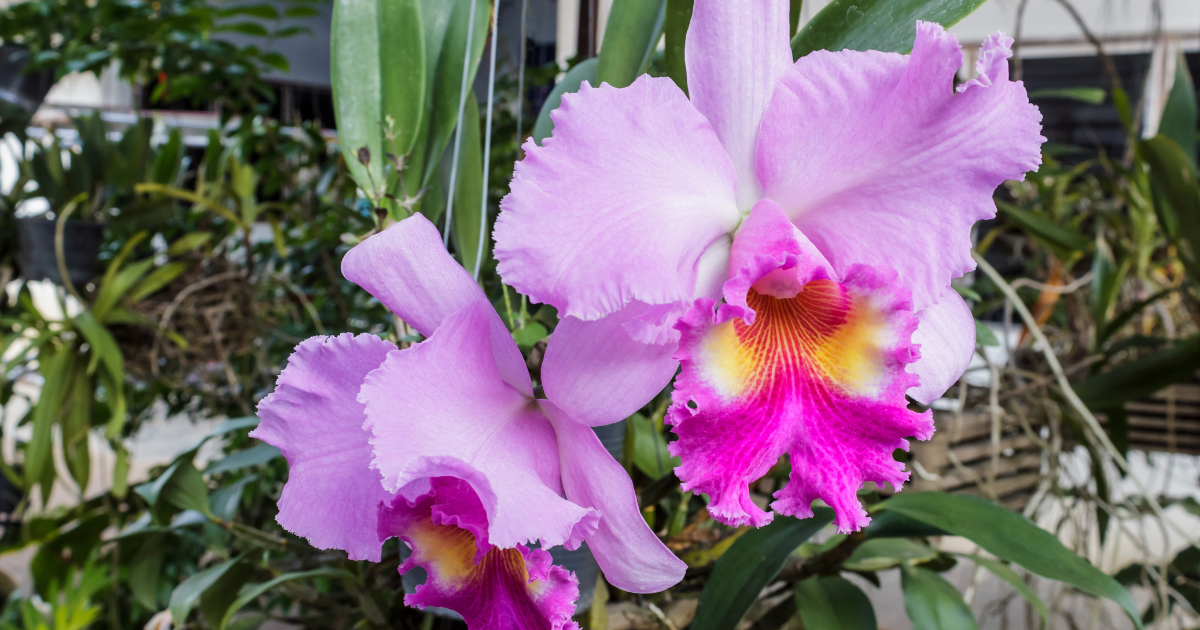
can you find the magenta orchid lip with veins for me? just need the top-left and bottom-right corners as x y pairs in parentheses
(252, 216), (684, 629)
(495, 0), (1044, 532)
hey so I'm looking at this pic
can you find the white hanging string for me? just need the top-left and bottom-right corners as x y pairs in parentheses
(474, 0), (500, 279)
(514, 0), (528, 149)
(443, 0), (480, 247)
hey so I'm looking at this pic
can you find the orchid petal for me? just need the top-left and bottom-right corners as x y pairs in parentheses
(756, 22), (1043, 310)
(670, 254), (933, 532)
(907, 287), (976, 404)
(541, 314), (678, 427)
(686, 0), (793, 208)
(344, 213), (532, 396)
(543, 401), (687, 593)
(364, 300), (597, 550)
(379, 478), (580, 630)
(251, 333), (395, 561)
(495, 75), (741, 339)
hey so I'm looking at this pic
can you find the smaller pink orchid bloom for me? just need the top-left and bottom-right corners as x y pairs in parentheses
(252, 215), (685, 628)
(495, 2), (1043, 532)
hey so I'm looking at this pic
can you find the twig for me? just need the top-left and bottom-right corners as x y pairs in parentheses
(274, 272), (326, 335)
(149, 271), (242, 375)
(1010, 271), (1093, 294)
(973, 252), (1198, 548)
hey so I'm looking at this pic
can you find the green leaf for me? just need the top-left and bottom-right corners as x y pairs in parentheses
(127, 261), (189, 303)
(843, 538), (937, 572)
(1076, 336), (1200, 409)
(447, 96), (487, 276)
(380, 0), (426, 157)
(691, 510), (833, 630)
(1142, 135), (1200, 282)
(875, 492), (1141, 627)
(166, 232), (213, 256)
(169, 558), (245, 625)
(128, 532), (166, 610)
(284, 5), (321, 18)
(135, 459), (214, 521)
(200, 562), (255, 629)
(420, 0), (490, 186)
(953, 285), (981, 302)
(1029, 87), (1107, 104)
(597, 0), (667, 89)
(152, 128), (184, 185)
(996, 200), (1091, 261)
(1090, 248), (1129, 343)
(1158, 50), (1197, 167)
(332, 0), (385, 194)
(974, 320), (998, 347)
(1097, 287), (1178, 349)
(532, 58), (600, 146)
(204, 444), (282, 476)
(628, 413), (678, 479)
(901, 566), (978, 630)
(25, 347), (74, 492)
(795, 575), (878, 630)
(210, 475), (257, 521)
(956, 553), (1048, 627)
(92, 258), (155, 321)
(663, 0), (693, 94)
(218, 22), (271, 36)
(511, 322), (549, 348)
(792, 0), (987, 60)
(219, 569), (356, 630)
(218, 4), (278, 19)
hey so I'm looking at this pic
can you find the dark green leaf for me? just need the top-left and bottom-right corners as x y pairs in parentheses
(875, 492), (1140, 627)
(864, 510), (949, 538)
(218, 22), (271, 36)
(135, 459), (214, 521)
(219, 569), (356, 629)
(447, 96), (486, 276)
(956, 553), (1048, 626)
(25, 347), (74, 492)
(169, 558), (245, 625)
(218, 4), (278, 19)
(1142, 135), (1200, 282)
(380, 0), (426, 156)
(1097, 287), (1178, 349)
(1158, 50), (1197, 167)
(597, 0), (667, 89)
(201, 562), (255, 628)
(843, 538), (937, 572)
(691, 509), (833, 630)
(284, 5), (321, 18)
(663, 0), (693, 94)
(997, 201), (1091, 260)
(129, 532), (166, 610)
(532, 58), (600, 145)
(210, 475), (257, 521)
(792, 0), (987, 60)
(204, 444), (281, 476)
(1076, 336), (1200, 409)
(421, 0), (489, 185)
(1029, 87), (1106, 104)
(795, 575), (877, 630)
(901, 566), (978, 630)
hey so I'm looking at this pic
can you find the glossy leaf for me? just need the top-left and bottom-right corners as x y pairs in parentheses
(901, 566), (978, 630)
(792, 0), (987, 60)
(380, 0), (426, 156)
(691, 509), (833, 630)
(135, 459), (214, 521)
(843, 538), (937, 572)
(331, 0), (384, 194)
(597, 0), (667, 89)
(1076, 336), (1200, 409)
(532, 58), (600, 145)
(421, 0), (490, 186)
(210, 475), (257, 522)
(663, 0), (693, 94)
(795, 575), (877, 630)
(957, 553), (1048, 626)
(628, 413), (678, 479)
(447, 96), (486, 276)
(1158, 50), (1197, 167)
(204, 444), (282, 476)
(874, 492), (1141, 627)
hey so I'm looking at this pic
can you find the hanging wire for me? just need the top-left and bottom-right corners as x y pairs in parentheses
(514, 0), (529, 151)
(474, 0), (500, 279)
(443, 0), (480, 247)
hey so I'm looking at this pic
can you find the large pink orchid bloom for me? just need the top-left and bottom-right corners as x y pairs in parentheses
(252, 215), (685, 628)
(495, 4), (1043, 532)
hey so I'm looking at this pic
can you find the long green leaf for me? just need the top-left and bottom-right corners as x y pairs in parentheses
(169, 558), (245, 625)
(92, 258), (154, 321)
(421, 0), (490, 186)
(792, 0), (988, 60)
(663, 0), (693, 94)
(204, 444), (281, 476)
(1158, 50), (1197, 167)
(997, 200), (1091, 261)
(380, 0), (426, 156)
(128, 532), (166, 610)
(219, 569), (356, 630)
(1142, 135), (1200, 282)
(901, 566), (978, 630)
(331, 0), (385, 194)
(795, 575), (878, 630)
(1096, 287), (1178, 349)
(25, 347), (74, 492)
(956, 553), (1049, 627)
(1076, 336), (1200, 409)
(447, 96), (486, 275)
(127, 261), (190, 304)
(691, 510), (833, 630)
(532, 58), (600, 146)
(875, 492), (1140, 627)
(597, 0), (667, 89)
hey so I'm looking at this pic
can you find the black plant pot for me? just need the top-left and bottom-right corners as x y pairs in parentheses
(0, 45), (55, 123)
(17, 218), (104, 286)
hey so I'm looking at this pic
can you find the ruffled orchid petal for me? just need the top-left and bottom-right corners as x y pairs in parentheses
(344, 214), (532, 396)
(542, 401), (687, 592)
(541, 314), (678, 428)
(364, 300), (598, 550)
(686, 0), (792, 208)
(907, 287), (977, 404)
(251, 333), (395, 561)
(495, 75), (741, 339)
(379, 477), (580, 630)
(669, 236), (933, 531)
(721, 200), (836, 325)
(756, 22), (1043, 310)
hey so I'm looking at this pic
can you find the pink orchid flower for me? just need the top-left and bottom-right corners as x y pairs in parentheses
(495, 2), (1043, 532)
(252, 215), (685, 628)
